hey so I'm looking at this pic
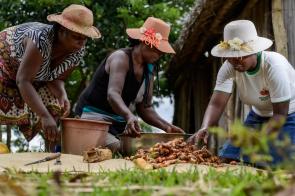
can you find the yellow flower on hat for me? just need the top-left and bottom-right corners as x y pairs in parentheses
(211, 20), (273, 57)
(218, 37), (253, 52)
(218, 41), (230, 49)
(228, 37), (243, 51)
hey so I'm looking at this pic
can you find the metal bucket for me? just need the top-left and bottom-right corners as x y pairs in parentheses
(119, 133), (192, 156)
(61, 118), (111, 155)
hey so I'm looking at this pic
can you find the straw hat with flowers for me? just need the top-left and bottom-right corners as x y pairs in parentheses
(211, 20), (273, 58)
(126, 17), (175, 54)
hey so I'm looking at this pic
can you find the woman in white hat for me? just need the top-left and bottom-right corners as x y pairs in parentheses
(188, 20), (295, 165)
(75, 17), (183, 152)
(0, 4), (101, 151)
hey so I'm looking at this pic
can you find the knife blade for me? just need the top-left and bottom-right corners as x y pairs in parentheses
(24, 153), (61, 166)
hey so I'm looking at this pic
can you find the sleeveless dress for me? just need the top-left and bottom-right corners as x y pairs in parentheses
(0, 22), (85, 141)
(75, 48), (153, 135)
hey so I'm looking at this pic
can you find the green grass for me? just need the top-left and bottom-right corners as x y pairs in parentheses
(0, 167), (292, 196)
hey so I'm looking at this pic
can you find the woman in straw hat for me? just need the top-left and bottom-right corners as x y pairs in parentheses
(188, 20), (295, 166)
(75, 17), (183, 152)
(0, 4), (100, 151)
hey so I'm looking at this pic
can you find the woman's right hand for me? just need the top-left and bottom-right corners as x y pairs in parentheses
(187, 128), (209, 145)
(41, 115), (59, 142)
(123, 115), (141, 137)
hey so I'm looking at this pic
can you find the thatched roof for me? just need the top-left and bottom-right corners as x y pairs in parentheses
(166, 0), (260, 88)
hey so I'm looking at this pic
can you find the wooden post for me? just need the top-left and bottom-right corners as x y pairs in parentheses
(272, 0), (288, 58)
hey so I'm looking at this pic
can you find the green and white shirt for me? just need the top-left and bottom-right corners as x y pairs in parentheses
(214, 51), (295, 117)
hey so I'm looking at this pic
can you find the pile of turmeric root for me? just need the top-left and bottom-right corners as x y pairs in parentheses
(127, 138), (222, 169)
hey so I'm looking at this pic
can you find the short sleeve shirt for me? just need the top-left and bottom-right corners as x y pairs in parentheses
(214, 51), (295, 117)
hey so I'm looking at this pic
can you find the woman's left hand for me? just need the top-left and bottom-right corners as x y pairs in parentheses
(165, 125), (185, 134)
(58, 95), (71, 117)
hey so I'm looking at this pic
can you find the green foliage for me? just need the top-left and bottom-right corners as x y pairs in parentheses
(0, 0), (195, 112)
(210, 117), (291, 165)
(204, 169), (282, 195)
(0, 0), (195, 149)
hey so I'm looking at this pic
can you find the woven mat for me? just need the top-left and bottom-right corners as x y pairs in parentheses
(0, 153), (135, 173)
(0, 153), (262, 174)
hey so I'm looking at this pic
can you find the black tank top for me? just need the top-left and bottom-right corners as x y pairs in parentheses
(75, 48), (144, 117)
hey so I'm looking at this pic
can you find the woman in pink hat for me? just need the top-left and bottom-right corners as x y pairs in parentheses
(0, 4), (101, 151)
(188, 20), (295, 166)
(75, 17), (184, 152)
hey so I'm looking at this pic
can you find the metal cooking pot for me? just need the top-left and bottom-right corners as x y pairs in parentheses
(118, 132), (192, 156)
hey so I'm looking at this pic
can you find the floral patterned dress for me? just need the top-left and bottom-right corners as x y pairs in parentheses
(0, 22), (85, 141)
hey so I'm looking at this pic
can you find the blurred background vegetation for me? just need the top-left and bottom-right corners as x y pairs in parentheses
(0, 0), (195, 150)
(0, 0), (195, 109)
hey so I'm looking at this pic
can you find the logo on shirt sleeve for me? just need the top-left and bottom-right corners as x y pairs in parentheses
(259, 88), (270, 101)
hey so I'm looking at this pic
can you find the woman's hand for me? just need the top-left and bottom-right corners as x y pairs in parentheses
(47, 80), (70, 117)
(187, 128), (209, 145)
(123, 115), (141, 137)
(58, 95), (71, 117)
(186, 91), (231, 145)
(165, 125), (184, 134)
(41, 115), (60, 142)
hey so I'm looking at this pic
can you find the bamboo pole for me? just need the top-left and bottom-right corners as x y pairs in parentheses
(272, 0), (288, 58)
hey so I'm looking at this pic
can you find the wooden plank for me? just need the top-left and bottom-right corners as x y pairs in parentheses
(272, 0), (288, 58)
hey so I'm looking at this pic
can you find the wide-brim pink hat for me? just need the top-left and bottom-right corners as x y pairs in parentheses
(47, 4), (101, 39)
(126, 17), (175, 54)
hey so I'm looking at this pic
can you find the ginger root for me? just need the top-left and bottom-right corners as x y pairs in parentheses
(133, 158), (153, 170)
(83, 148), (112, 163)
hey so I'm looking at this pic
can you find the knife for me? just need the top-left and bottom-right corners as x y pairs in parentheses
(24, 153), (61, 166)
